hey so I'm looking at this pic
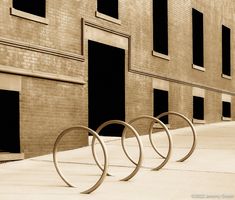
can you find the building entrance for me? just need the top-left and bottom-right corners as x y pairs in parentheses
(0, 90), (20, 153)
(88, 40), (125, 136)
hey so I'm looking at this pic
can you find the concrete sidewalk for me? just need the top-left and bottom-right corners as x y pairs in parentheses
(1, 122), (235, 200)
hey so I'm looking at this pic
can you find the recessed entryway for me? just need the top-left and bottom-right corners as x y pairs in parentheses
(88, 40), (125, 136)
(0, 90), (20, 153)
(153, 89), (169, 124)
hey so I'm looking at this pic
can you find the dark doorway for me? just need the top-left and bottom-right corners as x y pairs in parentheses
(222, 101), (231, 118)
(0, 90), (20, 153)
(153, 89), (169, 124)
(193, 96), (204, 120)
(88, 40), (125, 136)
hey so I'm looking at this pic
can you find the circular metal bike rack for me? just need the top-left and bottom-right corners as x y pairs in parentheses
(92, 120), (143, 181)
(124, 115), (173, 171)
(152, 111), (197, 162)
(53, 125), (108, 194)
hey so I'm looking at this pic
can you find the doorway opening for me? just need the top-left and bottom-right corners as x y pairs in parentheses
(153, 89), (169, 124)
(193, 96), (204, 120)
(88, 40), (125, 136)
(0, 90), (20, 153)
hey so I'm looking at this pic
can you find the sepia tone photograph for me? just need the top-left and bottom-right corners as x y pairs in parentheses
(0, 0), (235, 199)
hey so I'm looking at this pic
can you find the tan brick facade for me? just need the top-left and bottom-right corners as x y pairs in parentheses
(0, 0), (234, 158)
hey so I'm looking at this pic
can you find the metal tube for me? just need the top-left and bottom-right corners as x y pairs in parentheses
(91, 120), (143, 181)
(53, 126), (108, 194)
(154, 111), (197, 162)
(125, 115), (173, 170)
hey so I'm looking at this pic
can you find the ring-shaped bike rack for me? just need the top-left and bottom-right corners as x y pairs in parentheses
(53, 126), (108, 194)
(151, 111), (197, 162)
(91, 120), (143, 181)
(123, 115), (173, 171)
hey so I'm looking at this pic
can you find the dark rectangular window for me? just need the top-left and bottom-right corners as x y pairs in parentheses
(13, 0), (46, 17)
(193, 96), (204, 120)
(153, 0), (168, 55)
(222, 25), (231, 76)
(97, 0), (118, 19)
(222, 101), (231, 118)
(192, 9), (204, 67)
(154, 89), (169, 124)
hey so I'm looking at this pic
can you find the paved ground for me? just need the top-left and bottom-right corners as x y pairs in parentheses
(0, 122), (235, 200)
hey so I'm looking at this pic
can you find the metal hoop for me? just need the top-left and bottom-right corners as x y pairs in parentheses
(53, 126), (108, 194)
(125, 115), (172, 171)
(153, 111), (197, 162)
(91, 120), (143, 181)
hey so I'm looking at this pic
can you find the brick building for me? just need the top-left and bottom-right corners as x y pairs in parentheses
(0, 0), (234, 159)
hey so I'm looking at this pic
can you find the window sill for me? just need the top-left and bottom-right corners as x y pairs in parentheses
(10, 8), (49, 25)
(192, 64), (205, 72)
(222, 117), (232, 121)
(153, 123), (170, 129)
(221, 74), (232, 80)
(192, 119), (205, 124)
(152, 51), (170, 61)
(95, 11), (121, 25)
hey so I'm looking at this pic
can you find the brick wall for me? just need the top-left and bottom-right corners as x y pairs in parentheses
(20, 78), (88, 158)
(0, 0), (88, 158)
(124, 0), (235, 128)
